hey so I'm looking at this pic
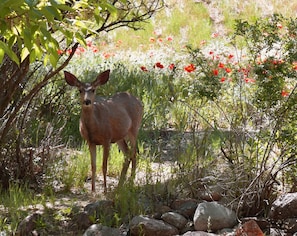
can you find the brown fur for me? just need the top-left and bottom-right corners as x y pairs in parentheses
(64, 70), (143, 192)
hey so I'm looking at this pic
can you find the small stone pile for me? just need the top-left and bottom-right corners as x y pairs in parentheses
(14, 192), (297, 235)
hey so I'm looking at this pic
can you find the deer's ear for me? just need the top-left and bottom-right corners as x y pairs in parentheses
(64, 71), (80, 87)
(93, 70), (110, 87)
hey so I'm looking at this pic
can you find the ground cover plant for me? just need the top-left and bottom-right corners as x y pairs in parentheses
(1, 0), (297, 234)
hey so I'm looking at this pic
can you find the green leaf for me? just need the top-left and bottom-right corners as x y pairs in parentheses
(0, 48), (4, 63)
(21, 47), (30, 62)
(75, 32), (86, 47)
(0, 41), (20, 65)
(23, 28), (33, 50)
(7, 35), (17, 48)
(29, 47), (36, 63)
(33, 43), (43, 60)
(49, 53), (57, 68)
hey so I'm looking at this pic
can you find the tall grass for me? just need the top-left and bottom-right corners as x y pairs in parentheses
(0, 184), (42, 232)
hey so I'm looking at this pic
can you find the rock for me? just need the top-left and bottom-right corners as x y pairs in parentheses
(84, 200), (115, 224)
(182, 231), (218, 236)
(130, 215), (179, 236)
(171, 199), (198, 219)
(285, 218), (297, 233)
(269, 193), (297, 233)
(269, 192), (297, 221)
(269, 228), (288, 236)
(83, 224), (121, 236)
(193, 202), (237, 232)
(15, 213), (42, 236)
(235, 220), (264, 236)
(240, 217), (269, 231)
(71, 211), (93, 230)
(161, 211), (188, 230)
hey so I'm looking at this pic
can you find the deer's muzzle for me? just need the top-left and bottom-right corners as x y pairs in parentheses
(84, 99), (92, 105)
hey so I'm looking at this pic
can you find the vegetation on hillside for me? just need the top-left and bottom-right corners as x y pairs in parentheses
(1, 0), (297, 234)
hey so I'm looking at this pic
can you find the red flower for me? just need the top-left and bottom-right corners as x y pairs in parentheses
(225, 67), (232, 73)
(293, 62), (297, 70)
(92, 46), (98, 53)
(281, 90), (289, 97)
(141, 66), (148, 72)
(155, 62), (164, 69)
(87, 40), (92, 47)
(184, 64), (196, 73)
(169, 63), (175, 70)
(228, 54), (234, 60)
(218, 62), (225, 68)
(57, 49), (64, 55)
(277, 23), (283, 29)
(244, 78), (256, 83)
(220, 77), (226, 82)
(213, 69), (219, 76)
(167, 36), (173, 41)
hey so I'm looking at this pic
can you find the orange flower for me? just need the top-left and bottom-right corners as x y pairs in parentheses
(225, 67), (232, 73)
(57, 49), (64, 55)
(218, 62), (225, 68)
(149, 37), (155, 43)
(281, 90), (289, 97)
(213, 69), (219, 76)
(184, 64), (196, 73)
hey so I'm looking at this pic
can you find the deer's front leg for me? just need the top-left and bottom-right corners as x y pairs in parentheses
(89, 143), (97, 192)
(102, 142), (110, 193)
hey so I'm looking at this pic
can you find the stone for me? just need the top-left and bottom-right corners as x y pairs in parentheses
(15, 213), (41, 236)
(182, 231), (218, 236)
(71, 211), (92, 230)
(171, 199), (198, 219)
(235, 220), (264, 236)
(269, 192), (297, 221)
(161, 211), (188, 229)
(240, 217), (269, 231)
(193, 202), (237, 232)
(130, 215), (179, 236)
(84, 200), (115, 224)
(83, 224), (121, 236)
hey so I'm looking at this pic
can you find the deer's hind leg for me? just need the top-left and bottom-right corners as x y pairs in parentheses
(117, 139), (130, 186)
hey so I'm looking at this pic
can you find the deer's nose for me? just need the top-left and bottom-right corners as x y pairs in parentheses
(84, 99), (92, 105)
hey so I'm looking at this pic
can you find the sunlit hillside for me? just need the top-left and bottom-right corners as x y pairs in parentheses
(110, 0), (297, 50)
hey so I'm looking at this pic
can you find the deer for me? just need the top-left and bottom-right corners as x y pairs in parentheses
(64, 69), (143, 192)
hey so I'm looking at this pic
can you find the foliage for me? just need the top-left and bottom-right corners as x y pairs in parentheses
(0, 0), (164, 190)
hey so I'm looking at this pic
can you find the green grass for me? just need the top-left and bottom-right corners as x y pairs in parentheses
(0, 184), (43, 232)
(111, 0), (212, 51)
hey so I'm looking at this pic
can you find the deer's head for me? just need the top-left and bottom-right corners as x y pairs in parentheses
(64, 70), (110, 107)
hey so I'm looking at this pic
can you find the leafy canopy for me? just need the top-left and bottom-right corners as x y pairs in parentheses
(0, 0), (121, 67)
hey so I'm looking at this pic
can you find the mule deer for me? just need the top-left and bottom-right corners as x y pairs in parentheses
(64, 69), (143, 192)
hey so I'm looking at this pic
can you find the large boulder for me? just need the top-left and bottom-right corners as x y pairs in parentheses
(269, 192), (297, 233)
(161, 211), (188, 230)
(193, 202), (237, 232)
(130, 215), (179, 236)
(269, 192), (297, 220)
(15, 213), (42, 236)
